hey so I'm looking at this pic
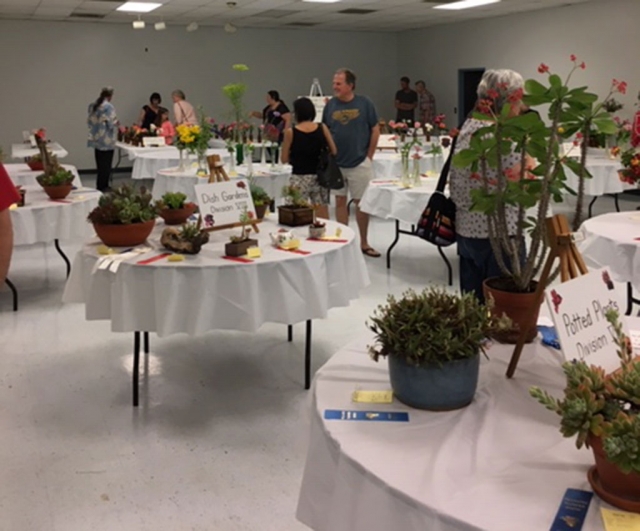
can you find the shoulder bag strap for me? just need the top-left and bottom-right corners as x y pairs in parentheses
(435, 134), (458, 193)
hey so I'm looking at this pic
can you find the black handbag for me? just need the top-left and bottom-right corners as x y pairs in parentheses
(414, 136), (458, 247)
(317, 129), (344, 190)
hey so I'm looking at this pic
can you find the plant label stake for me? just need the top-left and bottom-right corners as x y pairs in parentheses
(506, 214), (588, 378)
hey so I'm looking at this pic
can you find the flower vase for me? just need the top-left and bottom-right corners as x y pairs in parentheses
(411, 158), (421, 187)
(236, 143), (244, 165)
(400, 152), (411, 187)
(229, 155), (237, 177)
(196, 149), (208, 177)
(270, 146), (278, 170)
(246, 156), (254, 177)
(177, 149), (186, 172)
(261, 144), (267, 166)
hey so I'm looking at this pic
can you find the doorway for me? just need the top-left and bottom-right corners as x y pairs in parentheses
(458, 68), (485, 126)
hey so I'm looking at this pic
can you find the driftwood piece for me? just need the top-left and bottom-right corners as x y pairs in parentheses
(34, 134), (61, 178)
(160, 226), (210, 255)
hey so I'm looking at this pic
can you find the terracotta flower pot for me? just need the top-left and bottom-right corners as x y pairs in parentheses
(159, 203), (197, 225)
(483, 277), (541, 344)
(588, 435), (640, 512)
(42, 184), (73, 200)
(27, 160), (44, 171)
(93, 220), (156, 247)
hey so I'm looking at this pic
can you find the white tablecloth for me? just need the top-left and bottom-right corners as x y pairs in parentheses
(565, 156), (633, 196)
(579, 212), (640, 288)
(11, 186), (101, 245)
(152, 163), (292, 203)
(5, 163), (80, 187)
(62, 219), (369, 336)
(296, 337), (611, 531)
(359, 177), (439, 225)
(11, 142), (68, 159)
(118, 145), (229, 180)
(372, 152), (445, 181)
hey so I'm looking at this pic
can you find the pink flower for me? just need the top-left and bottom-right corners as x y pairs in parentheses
(613, 79), (628, 94)
(570, 54), (577, 62)
(487, 89), (500, 100)
(412, 153), (421, 160)
(388, 120), (396, 128)
(576, 132), (583, 139)
(414, 121), (421, 128)
(580, 62), (586, 70)
(508, 88), (524, 104)
(538, 63), (550, 74)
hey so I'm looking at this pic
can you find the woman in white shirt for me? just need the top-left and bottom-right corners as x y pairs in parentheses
(171, 89), (197, 126)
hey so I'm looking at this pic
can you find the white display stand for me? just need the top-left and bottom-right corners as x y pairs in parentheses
(300, 78), (327, 124)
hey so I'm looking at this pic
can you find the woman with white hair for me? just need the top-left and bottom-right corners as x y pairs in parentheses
(171, 89), (197, 126)
(450, 69), (527, 302)
(87, 86), (118, 191)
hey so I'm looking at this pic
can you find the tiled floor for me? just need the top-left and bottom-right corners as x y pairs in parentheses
(0, 174), (637, 530)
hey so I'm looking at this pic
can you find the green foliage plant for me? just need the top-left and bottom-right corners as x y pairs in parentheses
(87, 184), (158, 225)
(37, 168), (74, 186)
(281, 185), (310, 209)
(368, 287), (509, 367)
(158, 192), (188, 210)
(530, 310), (640, 474)
(452, 56), (621, 292)
(250, 181), (271, 206)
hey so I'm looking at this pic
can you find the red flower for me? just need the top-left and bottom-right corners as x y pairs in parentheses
(579, 62), (586, 70)
(486, 88), (500, 100)
(247, 211), (254, 219)
(477, 99), (493, 114)
(576, 132), (583, 139)
(538, 63), (550, 74)
(449, 128), (460, 138)
(570, 54), (577, 62)
(470, 172), (481, 181)
(508, 88), (524, 103)
(613, 79), (628, 95)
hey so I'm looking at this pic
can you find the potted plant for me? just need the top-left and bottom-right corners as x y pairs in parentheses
(161, 218), (209, 255)
(87, 184), (158, 247)
(36, 168), (75, 200)
(250, 182), (271, 220)
(452, 57), (620, 343)
(27, 152), (58, 171)
(618, 148), (640, 186)
(156, 191), (197, 225)
(224, 208), (258, 257)
(278, 185), (314, 227)
(530, 310), (640, 512)
(368, 287), (508, 411)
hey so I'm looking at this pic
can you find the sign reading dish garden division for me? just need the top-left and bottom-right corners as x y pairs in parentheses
(544, 268), (625, 374)
(194, 179), (256, 230)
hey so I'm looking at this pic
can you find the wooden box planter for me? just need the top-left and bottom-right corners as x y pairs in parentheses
(225, 238), (258, 258)
(278, 206), (314, 227)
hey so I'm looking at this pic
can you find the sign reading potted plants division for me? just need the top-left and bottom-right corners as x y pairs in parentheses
(544, 268), (625, 374)
(194, 179), (257, 231)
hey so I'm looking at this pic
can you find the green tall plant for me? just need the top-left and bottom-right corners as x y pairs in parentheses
(452, 56), (621, 292)
(222, 64), (249, 143)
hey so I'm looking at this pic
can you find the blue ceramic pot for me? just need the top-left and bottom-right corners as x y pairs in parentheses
(388, 354), (480, 411)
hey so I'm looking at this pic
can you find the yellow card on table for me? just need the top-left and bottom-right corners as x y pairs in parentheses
(9, 204), (17, 210)
(601, 508), (640, 531)
(335, 227), (342, 238)
(352, 390), (393, 404)
(167, 254), (185, 262)
(246, 247), (262, 258)
(97, 245), (114, 255)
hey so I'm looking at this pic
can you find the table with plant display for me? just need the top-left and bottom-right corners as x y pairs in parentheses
(5, 162), (80, 187)
(11, 141), (68, 160)
(152, 163), (292, 205)
(297, 306), (640, 531)
(4, 185), (101, 311)
(62, 189), (369, 407)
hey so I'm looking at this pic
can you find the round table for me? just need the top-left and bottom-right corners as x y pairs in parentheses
(580, 211), (640, 313)
(296, 336), (609, 531)
(359, 176), (453, 284)
(117, 145), (229, 180)
(5, 163), (80, 187)
(63, 219), (369, 405)
(372, 152), (445, 180)
(11, 141), (68, 159)
(152, 163), (292, 203)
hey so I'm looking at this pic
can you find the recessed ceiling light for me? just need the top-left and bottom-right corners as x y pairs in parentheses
(154, 21), (166, 30)
(117, 2), (162, 13)
(434, 0), (500, 10)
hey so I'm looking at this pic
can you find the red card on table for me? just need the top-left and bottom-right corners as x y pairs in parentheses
(307, 238), (348, 243)
(137, 253), (172, 265)
(222, 256), (254, 263)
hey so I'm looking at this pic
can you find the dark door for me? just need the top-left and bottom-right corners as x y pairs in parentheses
(457, 68), (485, 126)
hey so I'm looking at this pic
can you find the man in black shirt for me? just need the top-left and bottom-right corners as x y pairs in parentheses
(394, 76), (418, 124)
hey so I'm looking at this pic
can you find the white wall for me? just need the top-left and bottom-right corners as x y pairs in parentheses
(398, 0), (640, 128)
(0, 20), (399, 169)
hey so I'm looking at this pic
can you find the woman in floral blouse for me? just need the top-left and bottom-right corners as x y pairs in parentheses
(87, 86), (118, 191)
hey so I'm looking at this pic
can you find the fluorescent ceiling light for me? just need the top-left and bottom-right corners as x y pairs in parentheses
(434, 0), (500, 10)
(117, 2), (162, 13)
(132, 19), (145, 28)
(186, 22), (198, 32)
(154, 21), (166, 30)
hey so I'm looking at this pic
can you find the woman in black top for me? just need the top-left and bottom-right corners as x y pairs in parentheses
(137, 92), (162, 130)
(251, 90), (291, 142)
(281, 97), (337, 220)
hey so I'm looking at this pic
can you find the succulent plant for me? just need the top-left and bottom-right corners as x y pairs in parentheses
(281, 185), (310, 209)
(158, 192), (188, 210)
(368, 287), (509, 367)
(37, 168), (74, 186)
(87, 184), (157, 225)
(530, 309), (640, 474)
(250, 181), (271, 207)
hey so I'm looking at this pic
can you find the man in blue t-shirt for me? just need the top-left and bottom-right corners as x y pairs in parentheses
(323, 68), (380, 258)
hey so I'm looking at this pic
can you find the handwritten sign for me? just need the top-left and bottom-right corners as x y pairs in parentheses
(194, 179), (256, 230)
(142, 136), (166, 147)
(545, 268), (625, 374)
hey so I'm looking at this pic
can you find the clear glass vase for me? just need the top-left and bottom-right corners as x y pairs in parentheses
(260, 144), (267, 165)
(196, 149), (208, 177)
(177, 148), (186, 172)
(400, 152), (411, 187)
(270, 146), (278, 170)
(412, 157), (421, 186)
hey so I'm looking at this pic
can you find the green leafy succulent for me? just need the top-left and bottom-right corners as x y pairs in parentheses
(250, 181), (271, 206)
(87, 184), (157, 225)
(530, 309), (640, 474)
(158, 192), (188, 210)
(37, 168), (74, 186)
